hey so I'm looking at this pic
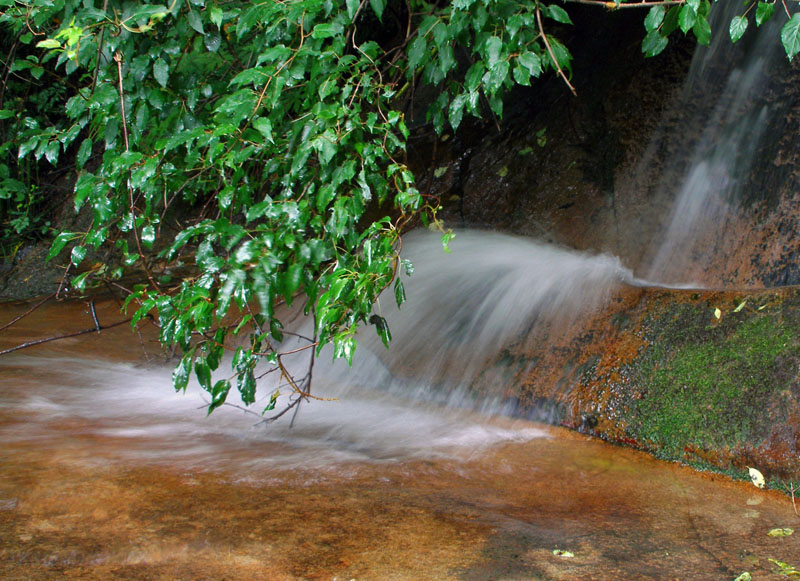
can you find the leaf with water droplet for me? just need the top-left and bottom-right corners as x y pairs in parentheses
(782, 13), (800, 61)
(755, 1), (774, 27)
(729, 15), (748, 43)
(767, 527), (794, 537)
(204, 32), (221, 53)
(748, 467), (765, 489)
(263, 389), (279, 413)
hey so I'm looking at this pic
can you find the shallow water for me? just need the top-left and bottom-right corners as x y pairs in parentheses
(1, 299), (799, 579)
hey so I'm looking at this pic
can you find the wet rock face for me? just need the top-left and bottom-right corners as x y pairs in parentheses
(496, 286), (800, 482)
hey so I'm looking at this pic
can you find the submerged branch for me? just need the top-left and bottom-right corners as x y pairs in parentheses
(0, 317), (133, 356)
(0, 293), (55, 333)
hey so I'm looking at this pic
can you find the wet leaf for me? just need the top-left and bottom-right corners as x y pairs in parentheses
(263, 389), (279, 413)
(755, 1), (774, 27)
(153, 57), (169, 87)
(644, 5), (665, 32)
(782, 14), (800, 60)
(729, 15), (748, 44)
(748, 467), (765, 489)
(769, 558), (800, 576)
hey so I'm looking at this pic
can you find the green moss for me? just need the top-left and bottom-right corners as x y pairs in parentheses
(628, 305), (800, 456)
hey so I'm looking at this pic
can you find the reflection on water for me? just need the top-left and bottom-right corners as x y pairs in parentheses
(1, 298), (798, 579)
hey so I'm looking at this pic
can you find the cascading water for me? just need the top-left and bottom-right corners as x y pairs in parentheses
(1, 231), (633, 467)
(638, 3), (789, 286)
(311, 230), (634, 411)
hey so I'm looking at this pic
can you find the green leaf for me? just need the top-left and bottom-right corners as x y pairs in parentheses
(545, 5), (572, 25)
(512, 64), (530, 86)
(263, 389), (279, 413)
(645, 6), (666, 32)
(141, 224), (156, 248)
(172, 352), (193, 392)
(485, 36), (504, 68)
(408, 36), (428, 71)
(394, 278), (405, 308)
(449, 93), (466, 131)
(210, 6), (223, 28)
(372, 314), (391, 349)
(767, 527), (794, 537)
(195, 357), (212, 390)
(369, 0), (385, 21)
(237, 369), (256, 404)
(35, 39), (61, 49)
(755, 1), (774, 27)
(662, 5), (682, 35)
(782, 13), (800, 60)
(47, 231), (77, 261)
(546, 37), (571, 74)
(208, 379), (231, 413)
(333, 335), (356, 365)
(153, 57), (169, 88)
(518, 51), (542, 78)
(642, 30), (668, 57)
(253, 117), (273, 143)
(70, 245), (86, 266)
(312, 22), (344, 39)
(729, 15), (748, 43)
(188, 9), (204, 34)
(679, 4), (697, 34)
(76, 138), (92, 169)
(693, 14), (711, 46)
(346, 0), (359, 19)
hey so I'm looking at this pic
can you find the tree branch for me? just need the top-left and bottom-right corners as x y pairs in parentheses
(536, 6), (577, 97)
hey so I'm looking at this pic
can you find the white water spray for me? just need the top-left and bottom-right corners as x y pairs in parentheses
(2, 230), (633, 469)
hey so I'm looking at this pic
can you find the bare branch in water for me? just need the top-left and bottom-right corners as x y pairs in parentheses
(0, 317), (133, 356)
(0, 293), (55, 333)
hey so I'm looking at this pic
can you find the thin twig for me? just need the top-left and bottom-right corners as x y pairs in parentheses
(564, 0), (685, 8)
(90, 0), (110, 94)
(0, 317), (133, 356)
(536, 6), (577, 97)
(88, 299), (101, 332)
(114, 50), (159, 292)
(0, 293), (54, 333)
(290, 309), (317, 428)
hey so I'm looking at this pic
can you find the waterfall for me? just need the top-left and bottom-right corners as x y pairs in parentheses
(310, 230), (634, 412)
(637, 3), (788, 286)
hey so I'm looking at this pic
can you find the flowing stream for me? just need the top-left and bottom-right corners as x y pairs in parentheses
(1, 232), (797, 579)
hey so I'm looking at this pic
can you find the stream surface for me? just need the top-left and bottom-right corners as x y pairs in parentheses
(1, 298), (798, 579)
